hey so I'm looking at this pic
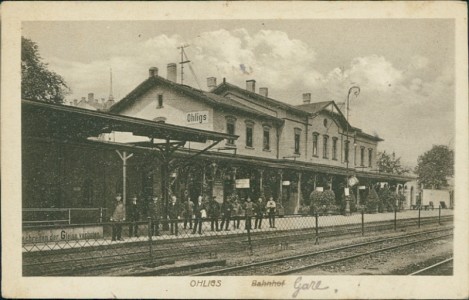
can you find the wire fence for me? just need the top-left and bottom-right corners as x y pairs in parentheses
(22, 207), (454, 276)
(23, 208), (109, 226)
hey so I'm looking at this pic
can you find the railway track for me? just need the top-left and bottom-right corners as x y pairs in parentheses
(187, 227), (453, 276)
(23, 215), (453, 276)
(409, 258), (453, 275)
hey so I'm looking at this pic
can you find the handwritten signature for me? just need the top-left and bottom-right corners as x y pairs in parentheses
(292, 277), (329, 298)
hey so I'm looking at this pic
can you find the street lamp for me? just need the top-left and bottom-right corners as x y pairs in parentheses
(345, 86), (360, 215)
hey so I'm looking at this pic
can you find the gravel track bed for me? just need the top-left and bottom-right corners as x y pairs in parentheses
(170, 224), (452, 276)
(299, 235), (453, 275)
(220, 230), (453, 275)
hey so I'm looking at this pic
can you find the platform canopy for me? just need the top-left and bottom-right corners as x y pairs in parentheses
(22, 99), (237, 144)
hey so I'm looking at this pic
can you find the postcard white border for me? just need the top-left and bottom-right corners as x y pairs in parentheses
(2, 1), (468, 299)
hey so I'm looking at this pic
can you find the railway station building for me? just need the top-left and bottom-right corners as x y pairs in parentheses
(22, 63), (415, 224)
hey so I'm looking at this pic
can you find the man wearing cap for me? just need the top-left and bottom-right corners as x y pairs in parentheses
(110, 194), (125, 241)
(220, 198), (232, 231)
(208, 196), (221, 231)
(192, 195), (206, 235)
(167, 195), (180, 236)
(183, 194), (194, 230)
(243, 196), (253, 230)
(128, 195), (140, 238)
(254, 197), (265, 229)
(266, 196), (277, 228)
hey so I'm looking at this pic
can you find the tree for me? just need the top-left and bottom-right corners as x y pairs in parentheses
(415, 145), (454, 189)
(377, 151), (410, 175)
(22, 37), (70, 103)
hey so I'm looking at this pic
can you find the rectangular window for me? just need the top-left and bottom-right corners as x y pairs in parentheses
(294, 133), (300, 154)
(263, 129), (270, 150)
(246, 126), (253, 147)
(157, 94), (163, 108)
(360, 147), (365, 166)
(332, 138), (338, 160)
(226, 122), (235, 145)
(312, 133), (318, 157)
(344, 140), (350, 163)
(323, 135), (329, 159)
(368, 149), (373, 167)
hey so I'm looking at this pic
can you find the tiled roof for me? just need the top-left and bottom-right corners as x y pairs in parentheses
(296, 101), (334, 114)
(212, 82), (310, 116)
(108, 76), (282, 124)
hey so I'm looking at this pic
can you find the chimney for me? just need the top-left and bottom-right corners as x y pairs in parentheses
(101, 98), (105, 104)
(81, 97), (86, 103)
(73, 99), (78, 106)
(167, 63), (177, 82)
(246, 80), (256, 92)
(88, 93), (94, 102)
(302, 93), (311, 104)
(207, 77), (217, 89)
(149, 67), (159, 78)
(259, 87), (268, 97)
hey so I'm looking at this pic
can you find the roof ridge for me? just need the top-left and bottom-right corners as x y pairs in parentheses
(108, 75), (282, 123)
(213, 81), (309, 115)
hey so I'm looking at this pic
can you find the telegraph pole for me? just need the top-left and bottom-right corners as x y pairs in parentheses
(177, 44), (191, 85)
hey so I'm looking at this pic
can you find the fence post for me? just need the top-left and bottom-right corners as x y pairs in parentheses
(246, 218), (253, 254)
(361, 209), (365, 236)
(99, 208), (103, 223)
(439, 205), (441, 225)
(315, 212), (319, 245)
(394, 208), (397, 231)
(418, 207), (421, 228)
(148, 217), (153, 264)
(68, 209), (71, 225)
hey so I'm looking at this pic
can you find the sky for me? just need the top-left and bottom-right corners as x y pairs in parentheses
(22, 19), (455, 168)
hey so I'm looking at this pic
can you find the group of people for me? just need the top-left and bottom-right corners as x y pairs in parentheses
(110, 193), (279, 241)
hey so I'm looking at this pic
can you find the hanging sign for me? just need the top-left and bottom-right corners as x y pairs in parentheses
(235, 179), (250, 188)
(348, 176), (359, 187)
(344, 188), (350, 196)
(186, 111), (209, 124)
(282, 181), (291, 186)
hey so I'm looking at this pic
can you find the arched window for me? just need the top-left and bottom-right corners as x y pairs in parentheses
(312, 132), (319, 157)
(294, 128), (302, 155)
(225, 116), (237, 145)
(245, 120), (255, 148)
(323, 135), (329, 159)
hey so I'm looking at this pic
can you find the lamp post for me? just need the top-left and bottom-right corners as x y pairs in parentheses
(345, 86), (360, 215)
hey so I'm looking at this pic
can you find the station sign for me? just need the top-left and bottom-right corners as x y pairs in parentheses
(315, 187), (324, 192)
(235, 179), (250, 188)
(358, 186), (367, 190)
(186, 111), (209, 124)
(282, 181), (291, 186)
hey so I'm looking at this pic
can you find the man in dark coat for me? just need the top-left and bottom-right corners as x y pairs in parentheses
(148, 195), (160, 236)
(192, 195), (206, 234)
(183, 196), (194, 230)
(254, 197), (265, 229)
(167, 195), (180, 236)
(128, 195), (140, 237)
(220, 198), (232, 231)
(243, 197), (254, 230)
(208, 196), (221, 231)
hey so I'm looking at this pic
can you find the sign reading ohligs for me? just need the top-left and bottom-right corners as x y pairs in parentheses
(186, 111), (209, 124)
